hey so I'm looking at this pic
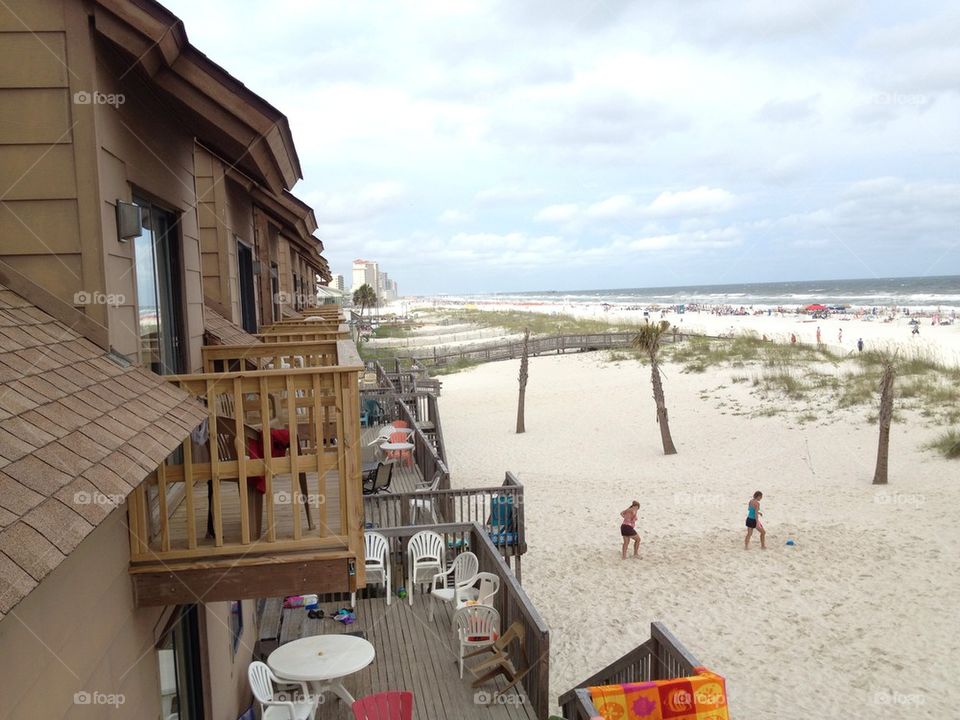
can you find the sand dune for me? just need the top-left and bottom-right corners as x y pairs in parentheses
(438, 352), (960, 719)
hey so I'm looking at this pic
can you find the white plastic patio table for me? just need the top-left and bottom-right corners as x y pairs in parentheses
(267, 635), (375, 706)
(379, 441), (414, 455)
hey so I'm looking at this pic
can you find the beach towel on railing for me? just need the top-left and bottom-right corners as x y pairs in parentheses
(588, 667), (729, 720)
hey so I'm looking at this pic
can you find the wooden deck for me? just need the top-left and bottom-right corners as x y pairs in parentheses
(273, 595), (539, 720)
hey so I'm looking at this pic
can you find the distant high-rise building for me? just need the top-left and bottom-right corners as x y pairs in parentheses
(378, 271), (389, 300)
(352, 259), (379, 293)
(330, 274), (345, 291)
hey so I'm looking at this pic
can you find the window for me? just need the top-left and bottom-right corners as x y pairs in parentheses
(133, 198), (185, 375)
(158, 605), (205, 720)
(237, 240), (257, 333)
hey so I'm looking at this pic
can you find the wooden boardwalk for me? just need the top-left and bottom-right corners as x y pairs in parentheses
(275, 595), (538, 720)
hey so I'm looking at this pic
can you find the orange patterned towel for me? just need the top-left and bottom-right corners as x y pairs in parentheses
(588, 667), (729, 720)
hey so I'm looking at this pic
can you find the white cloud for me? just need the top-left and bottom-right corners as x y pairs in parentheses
(308, 181), (406, 225)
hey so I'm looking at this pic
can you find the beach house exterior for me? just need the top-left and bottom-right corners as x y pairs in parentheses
(0, 1), (359, 718)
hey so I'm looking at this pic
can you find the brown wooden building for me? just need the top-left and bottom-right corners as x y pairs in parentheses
(0, 1), (355, 719)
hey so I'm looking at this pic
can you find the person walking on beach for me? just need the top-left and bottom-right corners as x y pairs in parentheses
(620, 501), (641, 559)
(838, 328), (843, 344)
(816, 326), (821, 344)
(857, 338), (864, 353)
(744, 491), (766, 550)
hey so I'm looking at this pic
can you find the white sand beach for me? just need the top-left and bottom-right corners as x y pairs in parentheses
(438, 351), (960, 719)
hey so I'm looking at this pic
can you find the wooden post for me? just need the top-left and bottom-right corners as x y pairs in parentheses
(873, 357), (896, 485)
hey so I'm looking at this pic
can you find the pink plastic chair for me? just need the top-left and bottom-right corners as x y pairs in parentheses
(351, 691), (414, 720)
(389, 431), (413, 466)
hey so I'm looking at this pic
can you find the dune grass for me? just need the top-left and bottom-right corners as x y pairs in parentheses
(430, 358), (483, 376)
(443, 309), (639, 336)
(926, 429), (960, 459)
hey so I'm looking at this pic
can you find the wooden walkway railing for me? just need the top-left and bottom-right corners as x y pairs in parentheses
(364, 471), (526, 578)
(325, 522), (550, 720)
(557, 622), (701, 719)
(417, 332), (650, 366)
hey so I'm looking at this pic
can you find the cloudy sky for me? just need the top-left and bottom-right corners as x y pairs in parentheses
(163, 0), (959, 295)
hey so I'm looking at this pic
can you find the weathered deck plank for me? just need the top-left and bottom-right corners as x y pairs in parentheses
(273, 596), (538, 720)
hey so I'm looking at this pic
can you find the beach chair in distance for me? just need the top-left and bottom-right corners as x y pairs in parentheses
(458, 571), (500, 608)
(453, 605), (500, 679)
(362, 397), (384, 427)
(352, 691), (413, 720)
(352, 530), (391, 607)
(407, 530), (445, 606)
(464, 621), (528, 695)
(486, 495), (518, 548)
(429, 551), (478, 621)
(363, 462), (394, 495)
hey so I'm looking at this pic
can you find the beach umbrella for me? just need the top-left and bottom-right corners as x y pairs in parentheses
(805, 303), (827, 311)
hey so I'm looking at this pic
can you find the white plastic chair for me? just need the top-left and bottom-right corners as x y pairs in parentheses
(367, 426), (413, 446)
(248, 660), (319, 720)
(408, 471), (442, 524)
(458, 571), (501, 609)
(352, 531), (391, 607)
(407, 530), (444, 606)
(428, 551), (478, 621)
(453, 605), (500, 679)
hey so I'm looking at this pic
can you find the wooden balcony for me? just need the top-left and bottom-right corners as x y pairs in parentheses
(127, 342), (365, 607)
(300, 306), (343, 321)
(201, 340), (340, 372)
(256, 322), (350, 343)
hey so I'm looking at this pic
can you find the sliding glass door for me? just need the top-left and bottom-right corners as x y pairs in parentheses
(133, 197), (186, 375)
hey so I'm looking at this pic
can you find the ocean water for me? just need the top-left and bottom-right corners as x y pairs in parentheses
(472, 275), (960, 310)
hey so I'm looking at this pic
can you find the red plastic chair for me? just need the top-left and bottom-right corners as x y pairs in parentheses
(352, 691), (414, 720)
(389, 431), (414, 467)
(392, 420), (409, 429)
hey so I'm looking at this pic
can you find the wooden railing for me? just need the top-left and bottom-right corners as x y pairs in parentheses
(201, 340), (340, 372)
(256, 324), (350, 343)
(127, 360), (363, 565)
(418, 332), (644, 366)
(301, 307), (343, 321)
(557, 623), (701, 719)
(364, 471), (526, 577)
(344, 523), (550, 720)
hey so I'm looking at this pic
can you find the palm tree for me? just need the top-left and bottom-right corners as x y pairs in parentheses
(872, 355), (896, 485)
(516, 329), (530, 434)
(633, 320), (677, 455)
(352, 284), (377, 316)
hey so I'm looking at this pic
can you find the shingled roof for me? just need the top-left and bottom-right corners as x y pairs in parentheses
(203, 305), (261, 346)
(0, 284), (207, 619)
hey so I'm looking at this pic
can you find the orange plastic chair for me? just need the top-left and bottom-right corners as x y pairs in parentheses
(352, 691), (413, 720)
(392, 420), (409, 429)
(389, 431), (414, 466)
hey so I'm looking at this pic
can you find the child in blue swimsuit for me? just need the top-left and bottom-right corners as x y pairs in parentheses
(744, 491), (766, 550)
